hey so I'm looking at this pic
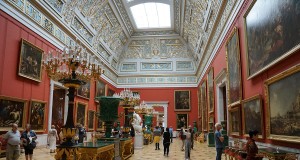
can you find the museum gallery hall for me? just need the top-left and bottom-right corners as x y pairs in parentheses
(0, 0), (300, 160)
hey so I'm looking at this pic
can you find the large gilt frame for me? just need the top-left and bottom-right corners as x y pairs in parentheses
(174, 90), (191, 112)
(0, 96), (27, 131)
(241, 95), (263, 138)
(75, 102), (88, 127)
(229, 106), (241, 136)
(29, 99), (47, 132)
(226, 27), (242, 107)
(207, 67), (214, 113)
(265, 64), (300, 143)
(88, 110), (95, 131)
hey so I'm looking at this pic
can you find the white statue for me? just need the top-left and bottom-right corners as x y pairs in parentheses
(132, 112), (143, 133)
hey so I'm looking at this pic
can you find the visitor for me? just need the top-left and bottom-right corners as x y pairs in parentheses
(77, 124), (86, 143)
(245, 130), (263, 160)
(163, 127), (171, 156)
(153, 126), (161, 150)
(169, 126), (173, 143)
(188, 125), (194, 149)
(215, 123), (224, 160)
(185, 128), (192, 160)
(21, 124), (37, 160)
(179, 127), (186, 151)
(3, 123), (21, 160)
(47, 125), (59, 153)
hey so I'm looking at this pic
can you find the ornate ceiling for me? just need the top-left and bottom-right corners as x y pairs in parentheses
(1, 0), (242, 87)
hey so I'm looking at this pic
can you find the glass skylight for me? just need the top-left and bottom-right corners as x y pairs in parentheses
(130, 3), (171, 29)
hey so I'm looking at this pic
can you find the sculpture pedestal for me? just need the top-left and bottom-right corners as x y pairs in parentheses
(134, 133), (144, 149)
(207, 132), (215, 147)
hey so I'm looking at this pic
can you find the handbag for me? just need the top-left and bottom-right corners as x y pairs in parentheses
(27, 141), (36, 149)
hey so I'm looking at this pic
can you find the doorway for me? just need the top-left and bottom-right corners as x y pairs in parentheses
(215, 69), (228, 131)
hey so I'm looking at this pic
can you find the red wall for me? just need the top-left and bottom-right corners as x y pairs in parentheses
(204, 0), (300, 148)
(116, 87), (199, 130)
(0, 10), (117, 133)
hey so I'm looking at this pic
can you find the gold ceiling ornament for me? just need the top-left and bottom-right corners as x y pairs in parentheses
(43, 42), (104, 88)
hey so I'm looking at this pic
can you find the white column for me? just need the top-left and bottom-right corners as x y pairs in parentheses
(164, 104), (168, 128)
(48, 80), (54, 131)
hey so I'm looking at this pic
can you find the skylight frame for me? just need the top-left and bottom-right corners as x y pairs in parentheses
(123, 0), (174, 31)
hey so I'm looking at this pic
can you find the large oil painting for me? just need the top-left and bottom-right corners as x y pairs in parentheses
(242, 95), (263, 137)
(88, 110), (95, 131)
(96, 105), (104, 131)
(18, 39), (44, 82)
(229, 107), (241, 136)
(76, 102), (87, 126)
(244, 0), (300, 78)
(207, 67), (214, 113)
(29, 100), (46, 132)
(226, 27), (242, 107)
(0, 96), (27, 131)
(174, 90), (190, 111)
(77, 81), (90, 99)
(176, 113), (188, 129)
(201, 81), (208, 132)
(107, 88), (115, 97)
(265, 64), (300, 142)
(96, 80), (106, 98)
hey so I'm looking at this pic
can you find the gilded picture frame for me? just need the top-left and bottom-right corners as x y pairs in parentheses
(265, 64), (300, 143)
(197, 86), (201, 118)
(88, 110), (95, 131)
(201, 80), (208, 132)
(96, 105), (104, 131)
(0, 96), (27, 131)
(76, 102), (87, 127)
(174, 90), (191, 111)
(107, 88), (115, 97)
(244, 0), (300, 79)
(226, 27), (242, 107)
(207, 67), (215, 113)
(77, 81), (90, 99)
(229, 106), (241, 136)
(242, 95), (263, 138)
(18, 39), (44, 82)
(176, 113), (188, 129)
(95, 80), (106, 102)
(29, 100), (46, 132)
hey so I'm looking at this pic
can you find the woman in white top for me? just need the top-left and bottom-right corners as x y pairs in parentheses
(48, 125), (58, 153)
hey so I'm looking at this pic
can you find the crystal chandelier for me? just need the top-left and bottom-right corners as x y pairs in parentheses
(134, 101), (154, 115)
(43, 43), (104, 87)
(113, 88), (140, 106)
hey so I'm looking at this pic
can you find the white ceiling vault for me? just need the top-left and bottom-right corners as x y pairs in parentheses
(0, 0), (242, 87)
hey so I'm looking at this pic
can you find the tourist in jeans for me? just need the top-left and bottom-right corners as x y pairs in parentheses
(169, 126), (173, 143)
(215, 123), (224, 160)
(185, 128), (192, 160)
(3, 123), (21, 160)
(163, 128), (171, 156)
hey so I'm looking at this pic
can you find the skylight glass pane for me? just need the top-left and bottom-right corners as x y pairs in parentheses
(157, 3), (171, 27)
(130, 2), (171, 29)
(145, 3), (159, 28)
(130, 4), (148, 28)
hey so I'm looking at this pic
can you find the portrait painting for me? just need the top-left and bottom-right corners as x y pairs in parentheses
(265, 64), (300, 142)
(0, 96), (27, 131)
(174, 90), (191, 111)
(88, 110), (95, 131)
(244, 0), (300, 78)
(229, 107), (241, 136)
(76, 102), (87, 126)
(96, 80), (106, 98)
(176, 113), (188, 129)
(242, 95), (263, 137)
(29, 100), (46, 132)
(226, 27), (242, 106)
(77, 81), (90, 99)
(198, 87), (201, 118)
(201, 81), (208, 131)
(207, 67), (214, 113)
(18, 39), (44, 82)
(107, 88), (115, 97)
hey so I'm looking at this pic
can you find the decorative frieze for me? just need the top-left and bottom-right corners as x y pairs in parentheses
(141, 62), (172, 71)
(176, 61), (194, 71)
(117, 76), (197, 84)
(121, 63), (137, 72)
